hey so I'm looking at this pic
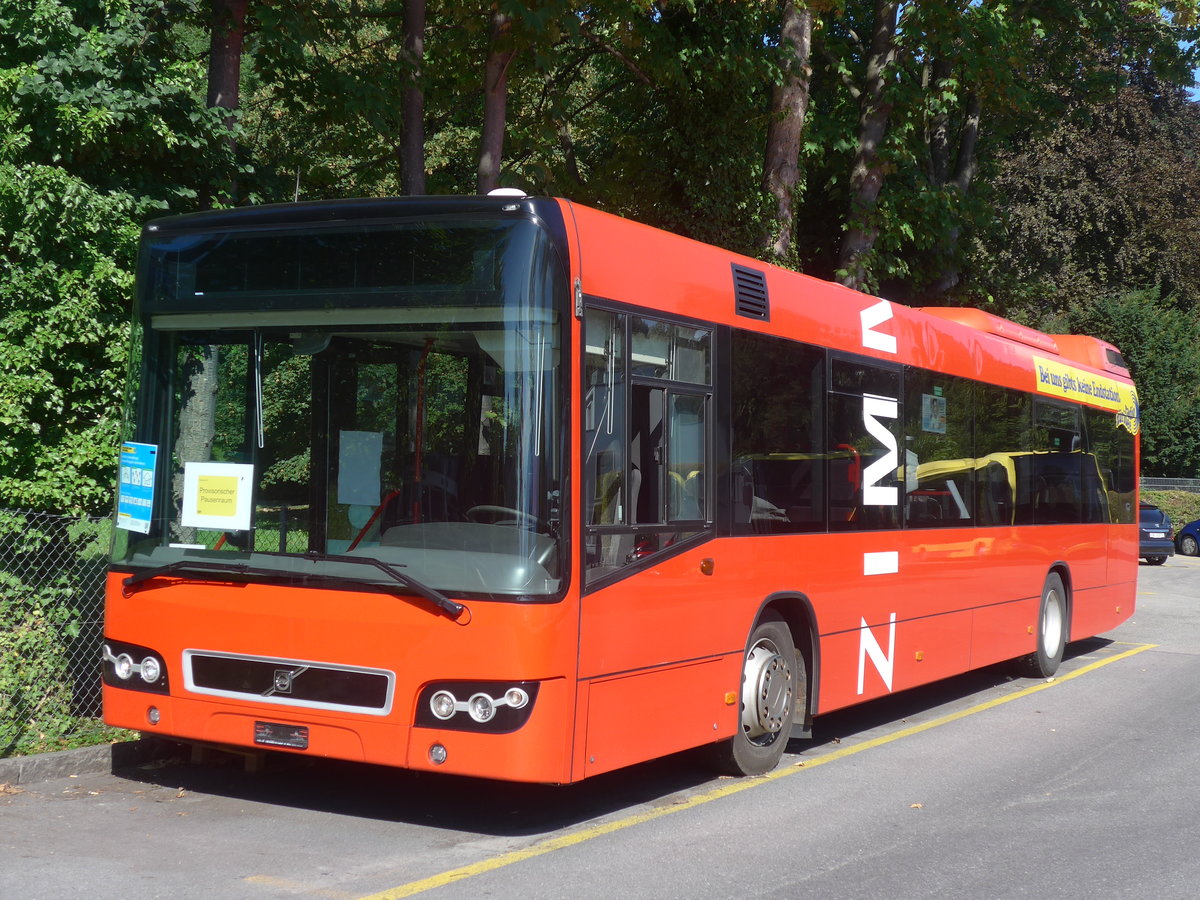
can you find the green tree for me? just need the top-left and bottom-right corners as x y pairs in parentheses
(1066, 288), (1200, 478)
(0, 0), (238, 512)
(969, 87), (1200, 319)
(794, 0), (1199, 294)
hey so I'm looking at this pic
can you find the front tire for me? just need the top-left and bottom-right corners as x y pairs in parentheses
(1179, 534), (1199, 557)
(1019, 572), (1067, 678)
(710, 612), (799, 776)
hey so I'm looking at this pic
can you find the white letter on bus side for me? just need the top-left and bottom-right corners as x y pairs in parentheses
(862, 395), (898, 506)
(858, 613), (896, 695)
(860, 299), (897, 354)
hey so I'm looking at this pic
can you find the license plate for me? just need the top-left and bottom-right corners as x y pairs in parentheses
(1148, 532), (1166, 539)
(254, 721), (309, 749)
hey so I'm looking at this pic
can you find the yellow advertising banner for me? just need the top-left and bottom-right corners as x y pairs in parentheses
(1032, 355), (1139, 433)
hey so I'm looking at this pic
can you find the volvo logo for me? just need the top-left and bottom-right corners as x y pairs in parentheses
(264, 665), (308, 697)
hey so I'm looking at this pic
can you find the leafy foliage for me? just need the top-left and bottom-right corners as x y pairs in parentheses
(2, 0), (1200, 518)
(971, 88), (1200, 319)
(0, 0), (239, 513)
(1065, 288), (1200, 478)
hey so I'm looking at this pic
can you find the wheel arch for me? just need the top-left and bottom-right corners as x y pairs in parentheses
(757, 591), (820, 735)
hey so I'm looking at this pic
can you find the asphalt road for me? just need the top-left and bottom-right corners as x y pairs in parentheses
(4, 557), (1199, 900)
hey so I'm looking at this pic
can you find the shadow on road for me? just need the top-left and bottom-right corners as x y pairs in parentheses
(115, 637), (1113, 836)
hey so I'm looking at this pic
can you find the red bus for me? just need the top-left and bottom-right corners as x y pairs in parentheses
(104, 195), (1139, 782)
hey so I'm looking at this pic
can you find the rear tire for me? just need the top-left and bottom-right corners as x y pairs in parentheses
(710, 612), (799, 776)
(1179, 535), (1199, 557)
(1145, 556), (1168, 566)
(1019, 572), (1067, 678)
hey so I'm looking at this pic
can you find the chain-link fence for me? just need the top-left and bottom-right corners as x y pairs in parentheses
(0, 509), (122, 758)
(1141, 477), (1200, 494)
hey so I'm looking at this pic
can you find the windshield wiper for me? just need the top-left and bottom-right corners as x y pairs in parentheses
(124, 560), (290, 590)
(301, 551), (468, 623)
(122, 554), (470, 624)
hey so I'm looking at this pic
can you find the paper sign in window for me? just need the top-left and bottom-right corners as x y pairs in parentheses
(337, 430), (383, 506)
(181, 462), (254, 531)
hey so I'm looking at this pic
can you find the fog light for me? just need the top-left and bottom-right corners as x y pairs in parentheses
(140, 656), (161, 684)
(504, 687), (529, 709)
(429, 743), (447, 765)
(146, 706), (160, 725)
(467, 692), (495, 723)
(114, 653), (135, 680)
(430, 690), (457, 720)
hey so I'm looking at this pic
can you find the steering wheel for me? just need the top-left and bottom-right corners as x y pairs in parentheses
(465, 505), (544, 530)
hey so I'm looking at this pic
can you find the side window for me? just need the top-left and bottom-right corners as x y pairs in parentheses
(667, 393), (707, 522)
(1084, 407), (1135, 524)
(629, 384), (664, 523)
(584, 308), (712, 588)
(1031, 400), (1083, 524)
(903, 370), (975, 528)
(584, 309), (626, 527)
(974, 385), (1032, 526)
(827, 358), (901, 531)
(730, 331), (825, 534)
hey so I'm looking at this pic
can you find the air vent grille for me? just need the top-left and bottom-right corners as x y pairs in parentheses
(732, 264), (769, 320)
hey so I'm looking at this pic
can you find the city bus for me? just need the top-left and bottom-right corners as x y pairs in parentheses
(104, 194), (1140, 782)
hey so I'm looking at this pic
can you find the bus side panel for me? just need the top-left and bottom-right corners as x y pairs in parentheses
(970, 598), (1040, 670)
(581, 656), (738, 779)
(579, 529), (1091, 716)
(579, 546), (751, 680)
(1110, 524), (1138, 585)
(817, 608), (974, 712)
(1071, 582), (1137, 643)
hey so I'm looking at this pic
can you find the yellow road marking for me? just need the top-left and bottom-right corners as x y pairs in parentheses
(360, 642), (1157, 899)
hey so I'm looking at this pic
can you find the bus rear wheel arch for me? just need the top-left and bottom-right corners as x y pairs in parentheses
(710, 611), (803, 776)
(1019, 570), (1069, 678)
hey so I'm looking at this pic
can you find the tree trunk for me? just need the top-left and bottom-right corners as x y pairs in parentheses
(205, 0), (248, 206)
(762, 1), (814, 264)
(401, 0), (426, 195)
(837, 0), (900, 290)
(925, 57), (953, 187)
(951, 93), (981, 194)
(924, 92), (982, 297)
(477, 9), (516, 194)
(173, 347), (220, 543)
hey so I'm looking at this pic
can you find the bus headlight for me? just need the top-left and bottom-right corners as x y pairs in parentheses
(101, 639), (169, 694)
(430, 690), (457, 720)
(415, 680), (540, 733)
(467, 693), (495, 723)
(114, 653), (135, 681)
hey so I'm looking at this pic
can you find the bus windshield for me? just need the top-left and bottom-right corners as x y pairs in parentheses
(113, 216), (566, 600)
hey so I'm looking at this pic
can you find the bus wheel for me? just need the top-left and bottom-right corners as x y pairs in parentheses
(710, 612), (797, 776)
(1020, 572), (1067, 678)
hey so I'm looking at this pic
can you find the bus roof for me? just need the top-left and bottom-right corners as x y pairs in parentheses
(558, 199), (1135, 408)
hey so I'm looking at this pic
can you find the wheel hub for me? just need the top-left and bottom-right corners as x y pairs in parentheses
(1043, 590), (1065, 658)
(741, 640), (793, 740)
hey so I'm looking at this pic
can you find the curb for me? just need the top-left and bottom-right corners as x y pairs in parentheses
(0, 737), (178, 787)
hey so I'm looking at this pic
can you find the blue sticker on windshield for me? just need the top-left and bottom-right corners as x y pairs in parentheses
(117, 442), (158, 534)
